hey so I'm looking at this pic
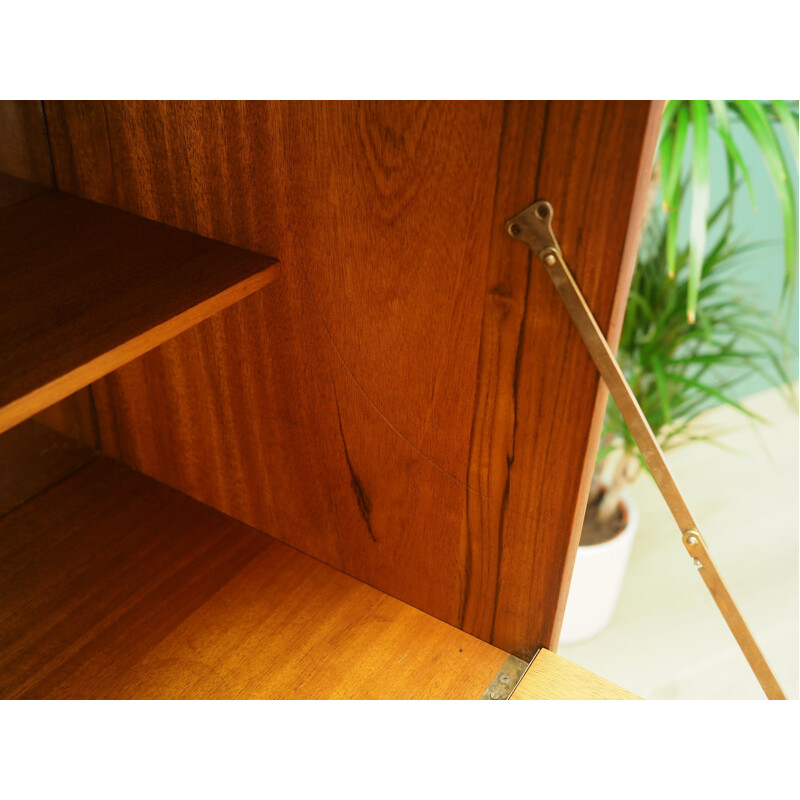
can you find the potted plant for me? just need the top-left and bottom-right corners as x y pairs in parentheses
(560, 100), (798, 645)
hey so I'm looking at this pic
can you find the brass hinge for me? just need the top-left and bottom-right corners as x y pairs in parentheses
(481, 653), (531, 700)
(506, 200), (786, 701)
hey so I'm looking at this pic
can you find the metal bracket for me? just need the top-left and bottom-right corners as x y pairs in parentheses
(507, 200), (786, 701)
(481, 654), (530, 700)
(507, 200), (561, 260)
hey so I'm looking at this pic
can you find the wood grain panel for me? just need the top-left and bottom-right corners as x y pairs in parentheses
(465, 101), (663, 654)
(33, 389), (98, 449)
(0, 419), (96, 516)
(288, 101), (503, 477)
(0, 171), (49, 208)
(0, 107), (95, 452)
(93, 317), (474, 625)
(46, 101), (501, 477)
(45, 101), (659, 656)
(0, 192), (280, 434)
(511, 648), (640, 700)
(0, 458), (509, 699)
(0, 102), (51, 186)
(547, 101), (664, 645)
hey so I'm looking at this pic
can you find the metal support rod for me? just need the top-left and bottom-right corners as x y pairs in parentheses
(506, 199), (785, 700)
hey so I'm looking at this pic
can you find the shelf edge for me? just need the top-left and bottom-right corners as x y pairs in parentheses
(0, 262), (280, 435)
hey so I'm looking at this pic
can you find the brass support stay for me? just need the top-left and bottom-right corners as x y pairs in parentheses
(506, 200), (785, 701)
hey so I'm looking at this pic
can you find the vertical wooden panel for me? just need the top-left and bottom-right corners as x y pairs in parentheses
(0, 420), (96, 515)
(465, 102), (662, 654)
(44, 101), (659, 656)
(547, 101), (664, 646)
(0, 102), (99, 454)
(0, 101), (51, 186)
(33, 391), (97, 449)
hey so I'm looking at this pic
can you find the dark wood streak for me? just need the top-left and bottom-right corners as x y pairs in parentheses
(462, 101), (549, 638)
(334, 389), (377, 544)
(491, 249), (533, 640)
(459, 102), (513, 628)
(37, 101), (58, 192)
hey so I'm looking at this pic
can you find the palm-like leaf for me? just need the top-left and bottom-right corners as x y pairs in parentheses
(602, 204), (794, 477)
(732, 100), (799, 308)
(687, 100), (711, 323)
(771, 100), (799, 167)
(657, 100), (798, 322)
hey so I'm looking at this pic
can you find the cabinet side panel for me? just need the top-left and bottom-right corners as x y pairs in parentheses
(0, 101), (98, 452)
(0, 101), (52, 186)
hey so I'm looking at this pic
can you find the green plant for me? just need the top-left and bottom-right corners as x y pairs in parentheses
(591, 195), (794, 523)
(588, 101), (799, 526)
(658, 100), (798, 323)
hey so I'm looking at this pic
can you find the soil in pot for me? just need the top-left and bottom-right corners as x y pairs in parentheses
(580, 490), (628, 546)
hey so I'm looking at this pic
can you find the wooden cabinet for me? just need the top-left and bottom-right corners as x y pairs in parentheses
(0, 101), (659, 698)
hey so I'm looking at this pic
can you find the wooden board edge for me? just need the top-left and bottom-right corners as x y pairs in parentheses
(0, 263), (281, 435)
(546, 100), (665, 649)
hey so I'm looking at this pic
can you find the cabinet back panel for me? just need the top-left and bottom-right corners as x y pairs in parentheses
(43, 101), (659, 656)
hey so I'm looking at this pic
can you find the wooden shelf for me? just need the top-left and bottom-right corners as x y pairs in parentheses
(0, 188), (280, 434)
(0, 456), (509, 699)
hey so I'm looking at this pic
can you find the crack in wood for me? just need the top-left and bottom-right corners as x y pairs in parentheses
(333, 386), (377, 544)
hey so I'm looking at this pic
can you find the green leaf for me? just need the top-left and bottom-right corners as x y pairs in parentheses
(604, 186), (795, 472)
(662, 106), (690, 278)
(709, 99), (757, 208)
(659, 125), (674, 204)
(662, 105), (690, 211)
(650, 354), (672, 424)
(687, 101), (711, 323)
(666, 183), (682, 280)
(707, 178), (744, 230)
(663, 371), (766, 421)
(658, 100), (682, 148)
(772, 100), (799, 167)
(733, 100), (798, 306)
(667, 352), (767, 365)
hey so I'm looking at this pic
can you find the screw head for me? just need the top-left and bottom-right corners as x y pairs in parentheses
(489, 691), (500, 700)
(686, 535), (698, 546)
(543, 253), (557, 266)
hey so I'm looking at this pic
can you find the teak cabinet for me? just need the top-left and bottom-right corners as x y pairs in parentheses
(0, 101), (659, 699)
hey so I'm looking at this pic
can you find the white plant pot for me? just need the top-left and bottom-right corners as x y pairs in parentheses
(559, 489), (639, 645)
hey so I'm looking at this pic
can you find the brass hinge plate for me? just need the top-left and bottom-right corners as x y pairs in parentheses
(480, 653), (531, 700)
